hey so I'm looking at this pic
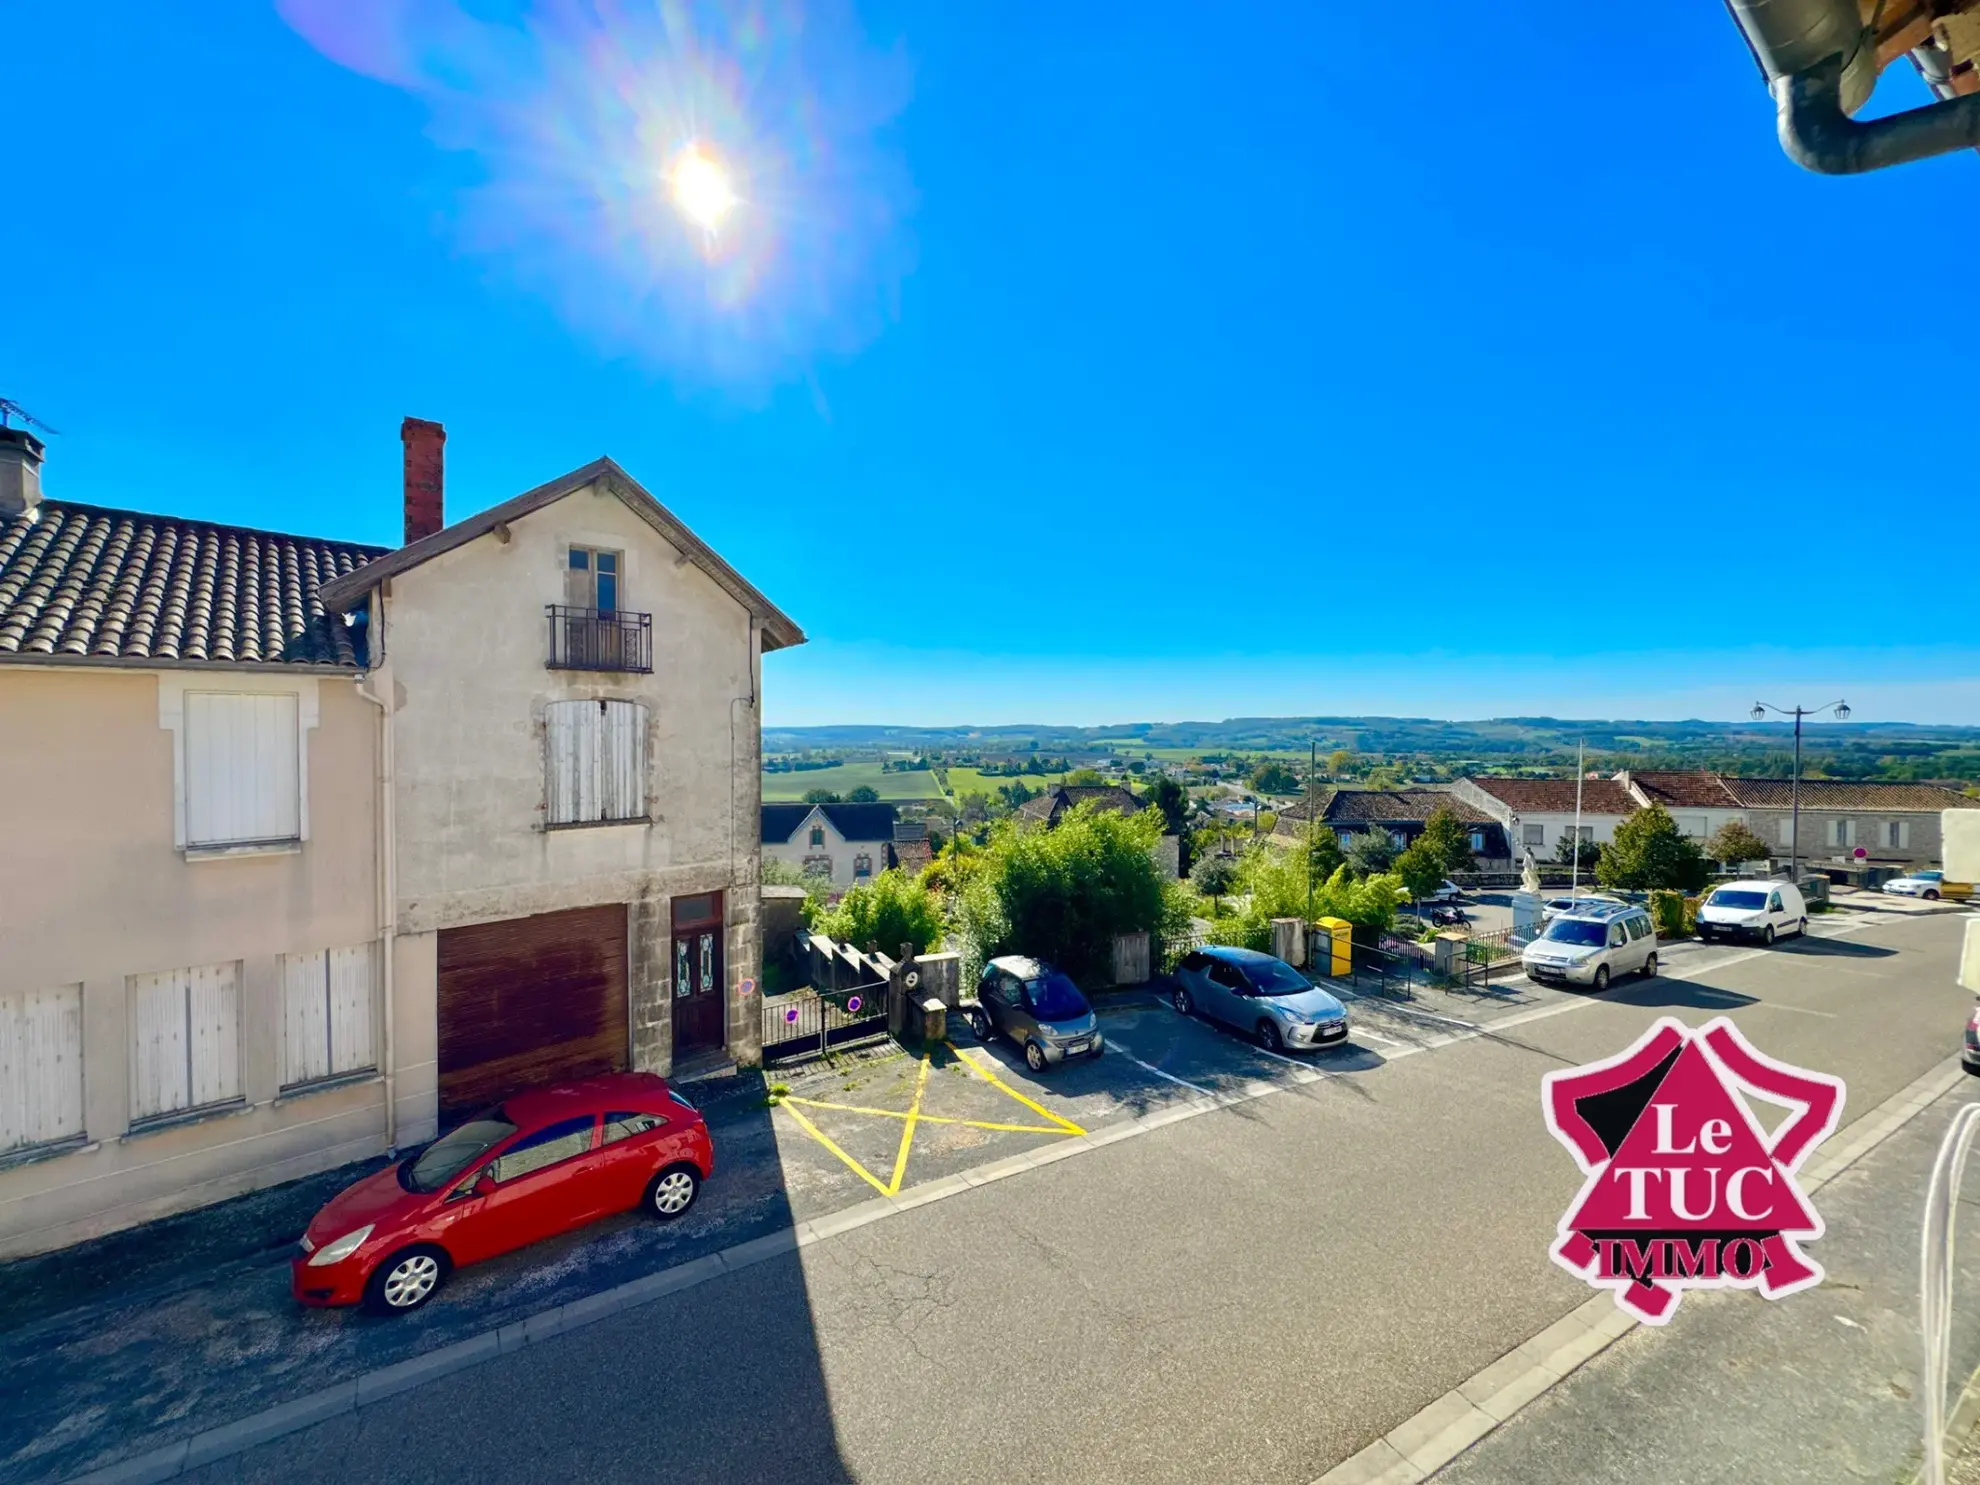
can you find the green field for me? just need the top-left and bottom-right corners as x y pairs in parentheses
(760, 762), (945, 802)
(940, 766), (1067, 799)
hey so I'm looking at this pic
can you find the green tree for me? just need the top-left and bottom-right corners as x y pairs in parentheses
(1346, 829), (1397, 875)
(802, 788), (842, 804)
(1064, 767), (1107, 787)
(1596, 804), (1710, 892)
(1249, 760), (1302, 794)
(814, 868), (947, 956)
(1553, 834), (1601, 871)
(1139, 776), (1191, 836)
(1328, 749), (1354, 778)
(997, 780), (1039, 810)
(1416, 805), (1476, 876)
(1706, 821), (1772, 868)
(1394, 838), (1447, 903)
(845, 785), (880, 803)
(760, 857), (831, 925)
(951, 802), (1179, 986)
(1207, 855), (1404, 952)
(1305, 829), (1346, 882)
(1190, 853), (1240, 907)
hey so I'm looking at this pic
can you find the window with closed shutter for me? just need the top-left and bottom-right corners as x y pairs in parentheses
(281, 945), (378, 1087)
(185, 693), (301, 847)
(0, 985), (85, 1154)
(129, 963), (241, 1123)
(1522, 823), (1545, 846)
(545, 699), (647, 825)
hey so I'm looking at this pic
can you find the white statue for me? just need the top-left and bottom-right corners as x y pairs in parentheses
(1520, 849), (1542, 897)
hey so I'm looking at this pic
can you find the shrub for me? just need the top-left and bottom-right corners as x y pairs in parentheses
(1649, 889), (1696, 940)
(1598, 804), (1710, 893)
(761, 857), (831, 925)
(1206, 853), (1406, 952)
(1706, 821), (1773, 869)
(1346, 829), (1397, 875)
(814, 868), (947, 957)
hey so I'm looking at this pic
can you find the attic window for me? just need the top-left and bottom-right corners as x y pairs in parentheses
(567, 547), (620, 613)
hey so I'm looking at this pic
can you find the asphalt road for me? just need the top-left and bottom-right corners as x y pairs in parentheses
(149, 909), (1974, 1485)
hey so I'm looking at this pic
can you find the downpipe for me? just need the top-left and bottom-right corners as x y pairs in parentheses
(1777, 55), (1980, 173)
(354, 656), (398, 1154)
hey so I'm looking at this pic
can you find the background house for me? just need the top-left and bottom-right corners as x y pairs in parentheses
(1017, 784), (1143, 826)
(0, 418), (802, 1257)
(1273, 788), (1512, 867)
(1452, 776), (1636, 860)
(761, 801), (900, 888)
(1611, 769), (1747, 843)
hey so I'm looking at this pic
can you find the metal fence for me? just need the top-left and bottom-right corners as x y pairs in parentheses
(761, 981), (889, 1064)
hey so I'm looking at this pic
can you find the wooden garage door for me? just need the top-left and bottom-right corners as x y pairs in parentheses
(437, 904), (629, 1125)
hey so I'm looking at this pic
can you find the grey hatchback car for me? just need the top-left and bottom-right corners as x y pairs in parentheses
(967, 956), (1104, 1072)
(1172, 946), (1350, 1053)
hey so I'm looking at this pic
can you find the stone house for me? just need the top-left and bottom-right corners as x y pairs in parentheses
(0, 418), (800, 1258)
(1273, 788), (1512, 868)
(1612, 770), (1977, 867)
(1451, 776), (1638, 860)
(761, 801), (899, 889)
(1611, 770), (1748, 845)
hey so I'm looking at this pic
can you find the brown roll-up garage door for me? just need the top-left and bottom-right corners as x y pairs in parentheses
(437, 904), (629, 1125)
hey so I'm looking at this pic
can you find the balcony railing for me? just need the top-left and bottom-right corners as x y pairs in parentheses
(546, 605), (653, 673)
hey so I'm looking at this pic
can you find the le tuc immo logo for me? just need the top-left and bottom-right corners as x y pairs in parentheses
(1543, 1017), (1845, 1324)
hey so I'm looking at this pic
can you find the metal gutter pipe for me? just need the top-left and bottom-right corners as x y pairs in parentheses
(1776, 54), (1980, 172)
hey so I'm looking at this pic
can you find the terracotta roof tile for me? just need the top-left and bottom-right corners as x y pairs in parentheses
(0, 502), (387, 669)
(1719, 777), (1980, 812)
(1464, 777), (1638, 815)
(1623, 771), (1743, 808)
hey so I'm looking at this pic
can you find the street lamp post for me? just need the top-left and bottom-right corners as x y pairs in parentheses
(1750, 698), (1851, 882)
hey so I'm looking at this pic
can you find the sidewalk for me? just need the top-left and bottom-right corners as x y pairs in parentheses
(1431, 1079), (1980, 1484)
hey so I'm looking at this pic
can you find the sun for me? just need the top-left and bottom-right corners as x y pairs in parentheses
(667, 144), (738, 232)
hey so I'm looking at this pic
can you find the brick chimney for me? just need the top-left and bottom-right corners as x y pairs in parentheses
(401, 416), (446, 544)
(0, 427), (44, 518)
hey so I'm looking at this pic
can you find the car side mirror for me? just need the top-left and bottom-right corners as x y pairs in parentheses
(451, 1171), (496, 1201)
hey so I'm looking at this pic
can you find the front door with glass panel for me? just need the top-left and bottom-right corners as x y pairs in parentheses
(671, 892), (726, 1054)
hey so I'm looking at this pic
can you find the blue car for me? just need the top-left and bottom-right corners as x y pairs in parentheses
(1171, 945), (1350, 1053)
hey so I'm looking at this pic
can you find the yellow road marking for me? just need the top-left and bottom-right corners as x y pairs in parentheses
(946, 1043), (1087, 1135)
(782, 1097), (1067, 1135)
(778, 1100), (891, 1196)
(885, 1054), (932, 1195)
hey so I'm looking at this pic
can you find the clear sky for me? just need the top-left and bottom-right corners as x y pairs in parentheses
(3, 3), (1975, 727)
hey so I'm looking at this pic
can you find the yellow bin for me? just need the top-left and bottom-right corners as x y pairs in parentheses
(1313, 916), (1352, 977)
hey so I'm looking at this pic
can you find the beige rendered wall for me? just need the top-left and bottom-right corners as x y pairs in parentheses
(379, 476), (765, 1090)
(0, 666), (387, 1259)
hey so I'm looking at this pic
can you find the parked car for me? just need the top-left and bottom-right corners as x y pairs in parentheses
(293, 1073), (711, 1315)
(967, 956), (1103, 1071)
(1696, 880), (1807, 944)
(1542, 893), (1622, 922)
(1521, 900), (1658, 991)
(1423, 880), (1465, 904)
(1885, 870), (1945, 900)
(1964, 1002), (1980, 1078)
(1171, 945), (1350, 1053)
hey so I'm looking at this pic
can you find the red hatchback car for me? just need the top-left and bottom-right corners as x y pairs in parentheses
(293, 1073), (712, 1315)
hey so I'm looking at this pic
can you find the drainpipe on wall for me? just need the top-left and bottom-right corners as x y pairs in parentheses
(728, 616), (760, 1059)
(354, 593), (398, 1152)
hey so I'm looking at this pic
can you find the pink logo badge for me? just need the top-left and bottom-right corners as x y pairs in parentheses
(1543, 1016), (1844, 1324)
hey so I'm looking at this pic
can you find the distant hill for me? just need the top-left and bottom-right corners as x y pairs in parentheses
(763, 716), (1980, 781)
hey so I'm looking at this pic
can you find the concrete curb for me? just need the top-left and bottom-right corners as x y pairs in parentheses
(1310, 1056), (1971, 1485)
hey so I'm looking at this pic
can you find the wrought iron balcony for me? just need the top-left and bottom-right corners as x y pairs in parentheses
(546, 605), (653, 673)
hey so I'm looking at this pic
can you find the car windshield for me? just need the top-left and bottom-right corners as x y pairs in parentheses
(1241, 959), (1311, 996)
(402, 1115), (518, 1193)
(1543, 919), (1609, 947)
(1709, 890), (1767, 909)
(1024, 972), (1089, 1021)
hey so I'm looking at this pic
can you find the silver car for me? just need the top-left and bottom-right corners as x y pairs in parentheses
(967, 956), (1104, 1072)
(1171, 946), (1350, 1053)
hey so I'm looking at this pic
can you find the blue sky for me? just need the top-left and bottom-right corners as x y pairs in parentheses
(3, 3), (1975, 727)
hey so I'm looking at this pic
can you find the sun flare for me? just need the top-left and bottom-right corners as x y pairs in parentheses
(668, 145), (737, 231)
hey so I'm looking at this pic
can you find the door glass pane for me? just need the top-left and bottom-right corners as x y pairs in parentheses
(699, 932), (715, 993)
(675, 940), (691, 998)
(672, 894), (719, 928)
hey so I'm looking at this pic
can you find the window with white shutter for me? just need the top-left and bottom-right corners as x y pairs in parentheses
(129, 963), (241, 1123)
(281, 946), (378, 1088)
(185, 693), (301, 847)
(546, 699), (648, 825)
(1827, 818), (1856, 848)
(1779, 817), (1796, 846)
(1522, 823), (1545, 847)
(0, 985), (85, 1155)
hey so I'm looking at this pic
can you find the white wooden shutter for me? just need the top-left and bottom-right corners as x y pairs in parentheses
(130, 963), (239, 1121)
(547, 700), (644, 824)
(1898, 819), (1912, 850)
(602, 701), (646, 821)
(282, 951), (332, 1088)
(186, 693), (300, 846)
(187, 963), (241, 1109)
(328, 945), (377, 1075)
(0, 985), (85, 1153)
(1779, 817), (1796, 846)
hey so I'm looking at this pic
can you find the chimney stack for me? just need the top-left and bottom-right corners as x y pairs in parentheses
(401, 417), (445, 544)
(0, 428), (44, 518)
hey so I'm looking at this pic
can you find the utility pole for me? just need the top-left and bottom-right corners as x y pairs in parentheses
(1307, 737), (1318, 924)
(1751, 699), (1851, 882)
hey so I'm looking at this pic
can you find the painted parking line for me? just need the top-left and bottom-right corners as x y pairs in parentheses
(945, 1043), (1087, 1135)
(886, 1055), (932, 1195)
(1101, 1041), (1216, 1097)
(778, 1101), (894, 1197)
(779, 1098), (1070, 1136)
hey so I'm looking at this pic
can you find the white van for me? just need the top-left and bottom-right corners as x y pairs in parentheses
(1696, 879), (1807, 945)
